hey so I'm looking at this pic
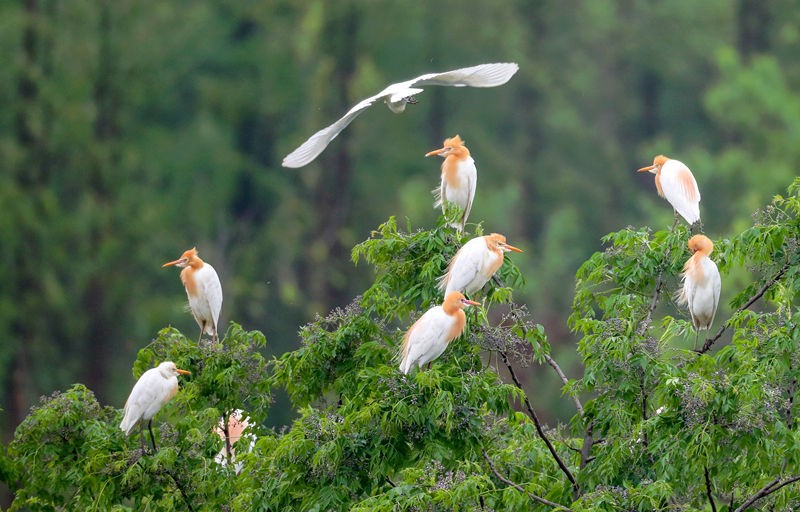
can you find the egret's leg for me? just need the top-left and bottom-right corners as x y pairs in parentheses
(148, 419), (158, 452)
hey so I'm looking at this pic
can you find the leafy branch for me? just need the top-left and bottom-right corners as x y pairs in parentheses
(697, 256), (792, 354)
(497, 348), (578, 494)
(482, 449), (574, 511)
(733, 474), (800, 512)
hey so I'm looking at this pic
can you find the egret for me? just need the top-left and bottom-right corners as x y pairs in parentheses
(439, 233), (522, 295)
(399, 291), (480, 374)
(214, 410), (255, 474)
(163, 247), (223, 343)
(427, 134), (477, 231)
(637, 155), (701, 226)
(120, 361), (190, 452)
(677, 234), (721, 349)
(282, 62), (519, 168)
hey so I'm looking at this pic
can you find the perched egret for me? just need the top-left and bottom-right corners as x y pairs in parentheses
(426, 134), (477, 231)
(163, 247), (223, 343)
(399, 291), (480, 374)
(120, 361), (190, 451)
(439, 233), (522, 295)
(677, 235), (721, 349)
(637, 155), (701, 226)
(282, 62), (519, 168)
(214, 410), (255, 474)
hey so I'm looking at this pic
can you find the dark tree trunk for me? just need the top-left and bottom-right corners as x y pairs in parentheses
(737, 0), (771, 60)
(306, 4), (360, 311)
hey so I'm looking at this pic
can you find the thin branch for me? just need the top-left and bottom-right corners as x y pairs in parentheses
(734, 474), (800, 512)
(503, 301), (585, 417)
(165, 468), (196, 512)
(636, 245), (670, 337)
(499, 349), (578, 493)
(482, 449), (574, 511)
(704, 466), (717, 512)
(698, 258), (792, 354)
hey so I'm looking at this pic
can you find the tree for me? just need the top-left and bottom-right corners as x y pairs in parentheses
(3, 178), (800, 510)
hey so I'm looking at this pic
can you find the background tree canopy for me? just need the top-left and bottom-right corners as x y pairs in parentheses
(1, 0), (799, 509)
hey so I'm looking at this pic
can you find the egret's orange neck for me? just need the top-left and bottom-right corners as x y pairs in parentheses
(441, 145), (470, 188)
(180, 257), (204, 296)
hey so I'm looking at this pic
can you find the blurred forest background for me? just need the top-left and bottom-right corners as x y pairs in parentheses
(1, 0), (798, 444)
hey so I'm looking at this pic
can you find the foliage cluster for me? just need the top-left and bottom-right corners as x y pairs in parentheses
(2, 178), (799, 510)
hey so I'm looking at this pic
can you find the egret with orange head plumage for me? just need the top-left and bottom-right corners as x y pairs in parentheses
(637, 155), (701, 227)
(427, 135), (477, 231)
(399, 291), (480, 374)
(439, 233), (522, 295)
(163, 247), (223, 343)
(678, 234), (721, 349)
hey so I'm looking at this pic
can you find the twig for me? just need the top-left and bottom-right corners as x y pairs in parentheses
(704, 466), (717, 512)
(499, 349), (578, 493)
(482, 449), (574, 511)
(636, 245), (669, 337)
(698, 258), (792, 354)
(733, 474), (800, 512)
(165, 468), (196, 512)
(502, 301), (584, 417)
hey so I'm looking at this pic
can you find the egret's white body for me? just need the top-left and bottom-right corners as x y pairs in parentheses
(282, 63), (519, 168)
(399, 292), (479, 374)
(120, 362), (190, 441)
(214, 410), (255, 474)
(427, 135), (477, 231)
(163, 248), (223, 342)
(638, 155), (701, 225)
(439, 233), (523, 295)
(678, 235), (721, 348)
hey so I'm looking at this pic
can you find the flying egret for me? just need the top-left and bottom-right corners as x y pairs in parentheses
(163, 247), (223, 343)
(282, 62), (519, 168)
(677, 234), (721, 349)
(637, 155), (701, 226)
(439, 233), (523, 295)
(399, 291), (480, 374)
(120, 361), (190, 452)
(426, 134), (477, 231)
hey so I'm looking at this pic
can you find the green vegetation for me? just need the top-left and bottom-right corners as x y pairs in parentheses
(4, 179), (800, 509)
(2, 0), (800, 508)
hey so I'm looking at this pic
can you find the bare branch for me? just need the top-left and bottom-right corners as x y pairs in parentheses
(636, 244), (670, 337)
(499, 349), (578, 493)
(482, 449), (574, 511)
(734, 474), (800, 512)
(704, 466), (717, 512)
(502, 301), (584, 417)
(165, 468), (196, 512)
(697, 258), (792, 354)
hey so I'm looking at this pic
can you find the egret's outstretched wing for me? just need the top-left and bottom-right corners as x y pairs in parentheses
(412, 62), (519, 88)
(282, 62), (519, 168)
(282, 94), (383, 168)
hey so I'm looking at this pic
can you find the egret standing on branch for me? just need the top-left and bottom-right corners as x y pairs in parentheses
(399, 291), (480, 374)
(678, 235), (721, 349)
(637, 155), (701, 227)
(120, 361), (190, 452)
(281, 62), (519, 168)
(439, 233), (523, 295)
(427, 135), (477, 231)
(163, 247), (223, 343)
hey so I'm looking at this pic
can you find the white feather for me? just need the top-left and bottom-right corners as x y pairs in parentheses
(659, 159), (701, 225)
